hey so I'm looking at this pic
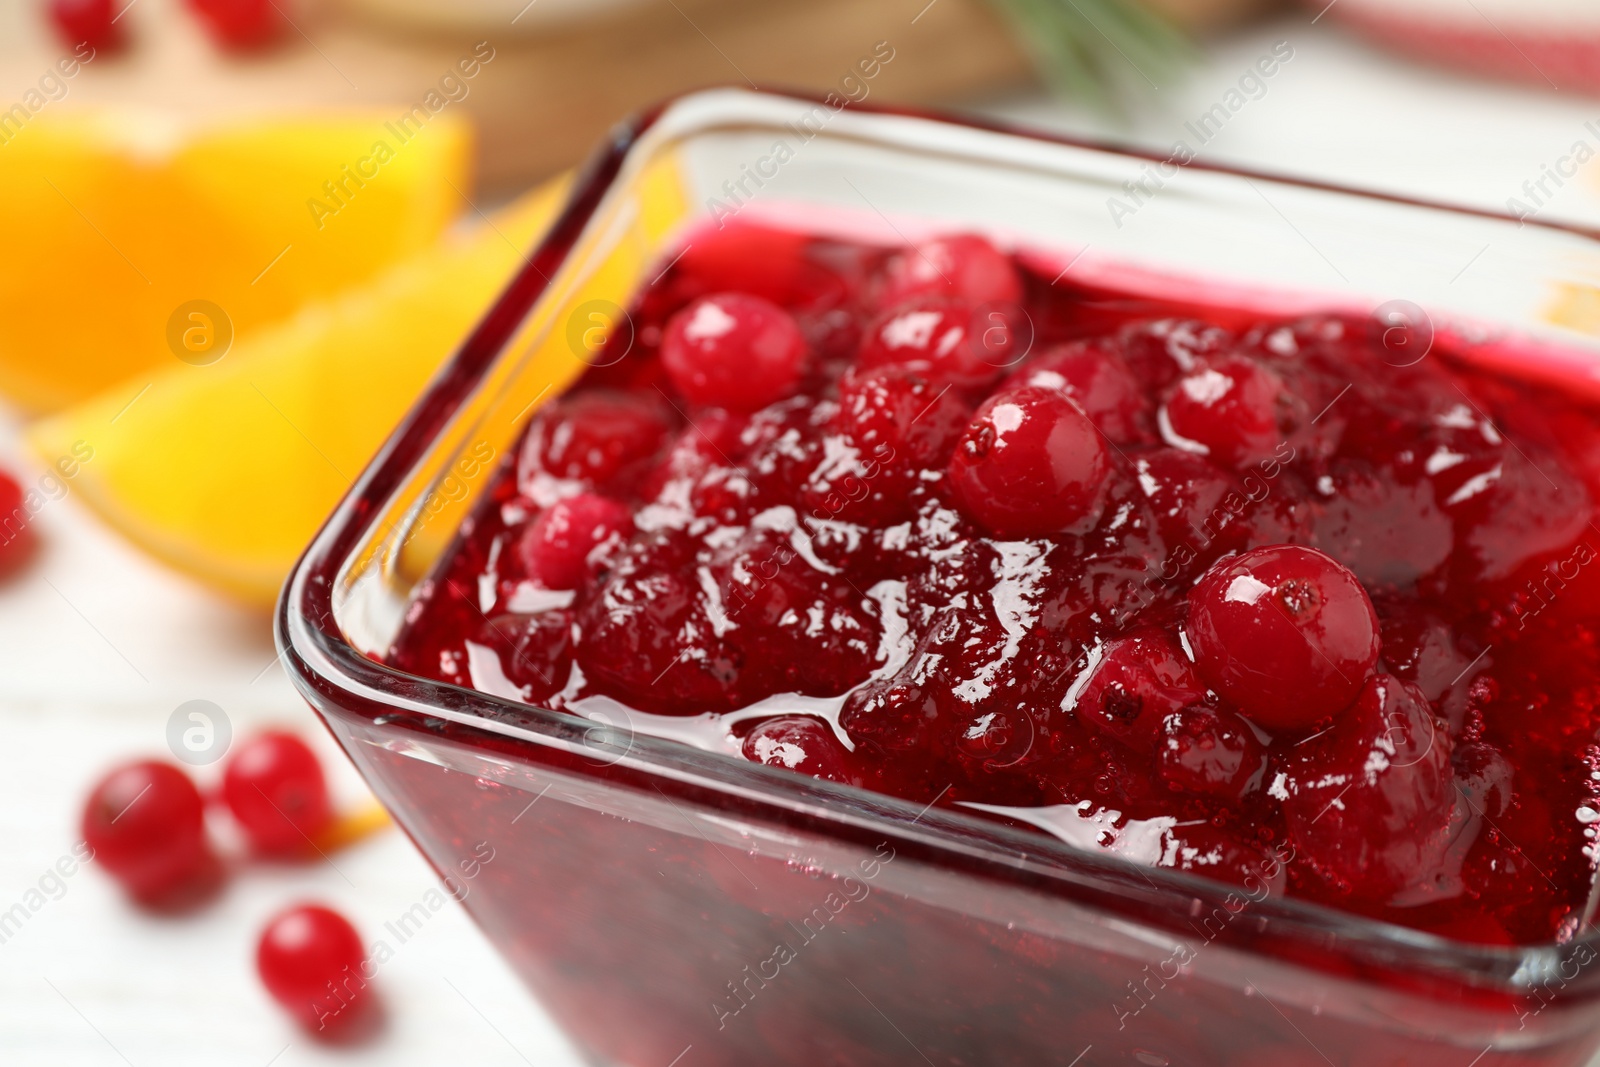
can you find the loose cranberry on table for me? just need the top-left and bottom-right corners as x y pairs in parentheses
(186, 0), (283, 50)
(0, 471), (37, 579)
(81, 760), (216, 905)
(222, 731), (333, 856)
(46, 0), (125, 53)
(660, 292), (807, 411)
(256, 904), (370, 1033)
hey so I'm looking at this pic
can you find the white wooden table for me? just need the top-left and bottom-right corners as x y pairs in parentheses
(3, 15), (1600, 1066)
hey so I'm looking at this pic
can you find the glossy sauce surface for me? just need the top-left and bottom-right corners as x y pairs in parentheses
(389, 222), (1600, 944)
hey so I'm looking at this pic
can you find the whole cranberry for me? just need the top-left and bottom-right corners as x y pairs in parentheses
(81, 760), (215, 904)
(1131, 449), (1250, 558)
(48, 0), (125, 52)
(0, 471), (38, 578)
(1283, 673), (1455, 902)
(472, 610), (574, 702)
(516, 493), (633, 589)
(838, 363), (967, 459)
(1001, 341), (1150, 443)
(946, 386), (1111, 539)
(1117, 318), (1236, 391)
(858, 297), (1012, 388)
(222, 731), (333, 856)
(1073, 629), (1206, 751)
(518, 390), (672, 492)
(1159, 705), (1265, 799)
(742, 716), (859, 784)
(186, 0), (283, 50)
(874, 233), (1022, 308)
(256, 904), (370, 1032)
(1161, 355), (1292, 468)
(1186, 545), (1380, 732)
(671, 224), (848, 310)
(660, 293), (807, 411)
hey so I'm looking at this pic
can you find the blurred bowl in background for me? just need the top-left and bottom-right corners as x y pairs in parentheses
(1326, 0), (1600, 94)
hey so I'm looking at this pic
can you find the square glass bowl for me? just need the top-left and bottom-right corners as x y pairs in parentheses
(279, 88), (1600, 1066)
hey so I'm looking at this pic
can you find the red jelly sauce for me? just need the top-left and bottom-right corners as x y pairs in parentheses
(389, 222), (1600, 946)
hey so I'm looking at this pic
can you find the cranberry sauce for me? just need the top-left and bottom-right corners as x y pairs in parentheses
(389, 221), (1600, 945)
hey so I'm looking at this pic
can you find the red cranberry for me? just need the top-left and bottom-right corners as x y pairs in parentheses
(0, 471), (38, 578)
(186, 0), (283, 49)
(660, 293), (807, 411)
(955, 708), (1041, 771)
(1117, 318), (1235, 390)
(256, 904), (370, 1032)
(858, 297), (1012, 388)
(874, 233), (1022, 308)
(575, 531), (744, 713)
(742, 716), (859, 784)
(708, 526), (882, 696)
(1001, 341), (1150, 443)
(48, 0), (125, 51)
(837, 365), (968, 469)
(222, 731), (333, 856)
(1161, 356), (1292, 468)
(1306, 462), (1453, 587)
(81, 760), (215, 904)
(471, 610), (574, 703)
(518, 390), (672, 492)
(1072, 629), (1206, 751)
(671, 224), (849, 310)
(516, 494), (633, 589)
(946, 386), (1111, 539)
(1186, 545), (1380, 732)
(1159, 822), (1286, 894)
(1158, 705), (1265, 799)
(1283, 673), (1455, 902)
(808, 365), (969, 525)
(1131, 449), (1252, 560)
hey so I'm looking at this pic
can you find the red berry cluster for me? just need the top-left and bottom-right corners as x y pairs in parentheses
(391, 221), (1600, 945)
(45, 0), (286, 55)
(81, 733), (371, 1034)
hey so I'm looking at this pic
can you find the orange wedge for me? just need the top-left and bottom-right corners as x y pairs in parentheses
(0, 109), (471, 413)
(27, 177), (571, 607)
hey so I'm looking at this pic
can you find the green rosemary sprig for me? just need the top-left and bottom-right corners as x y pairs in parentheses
(985, 0), (1191, 108)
